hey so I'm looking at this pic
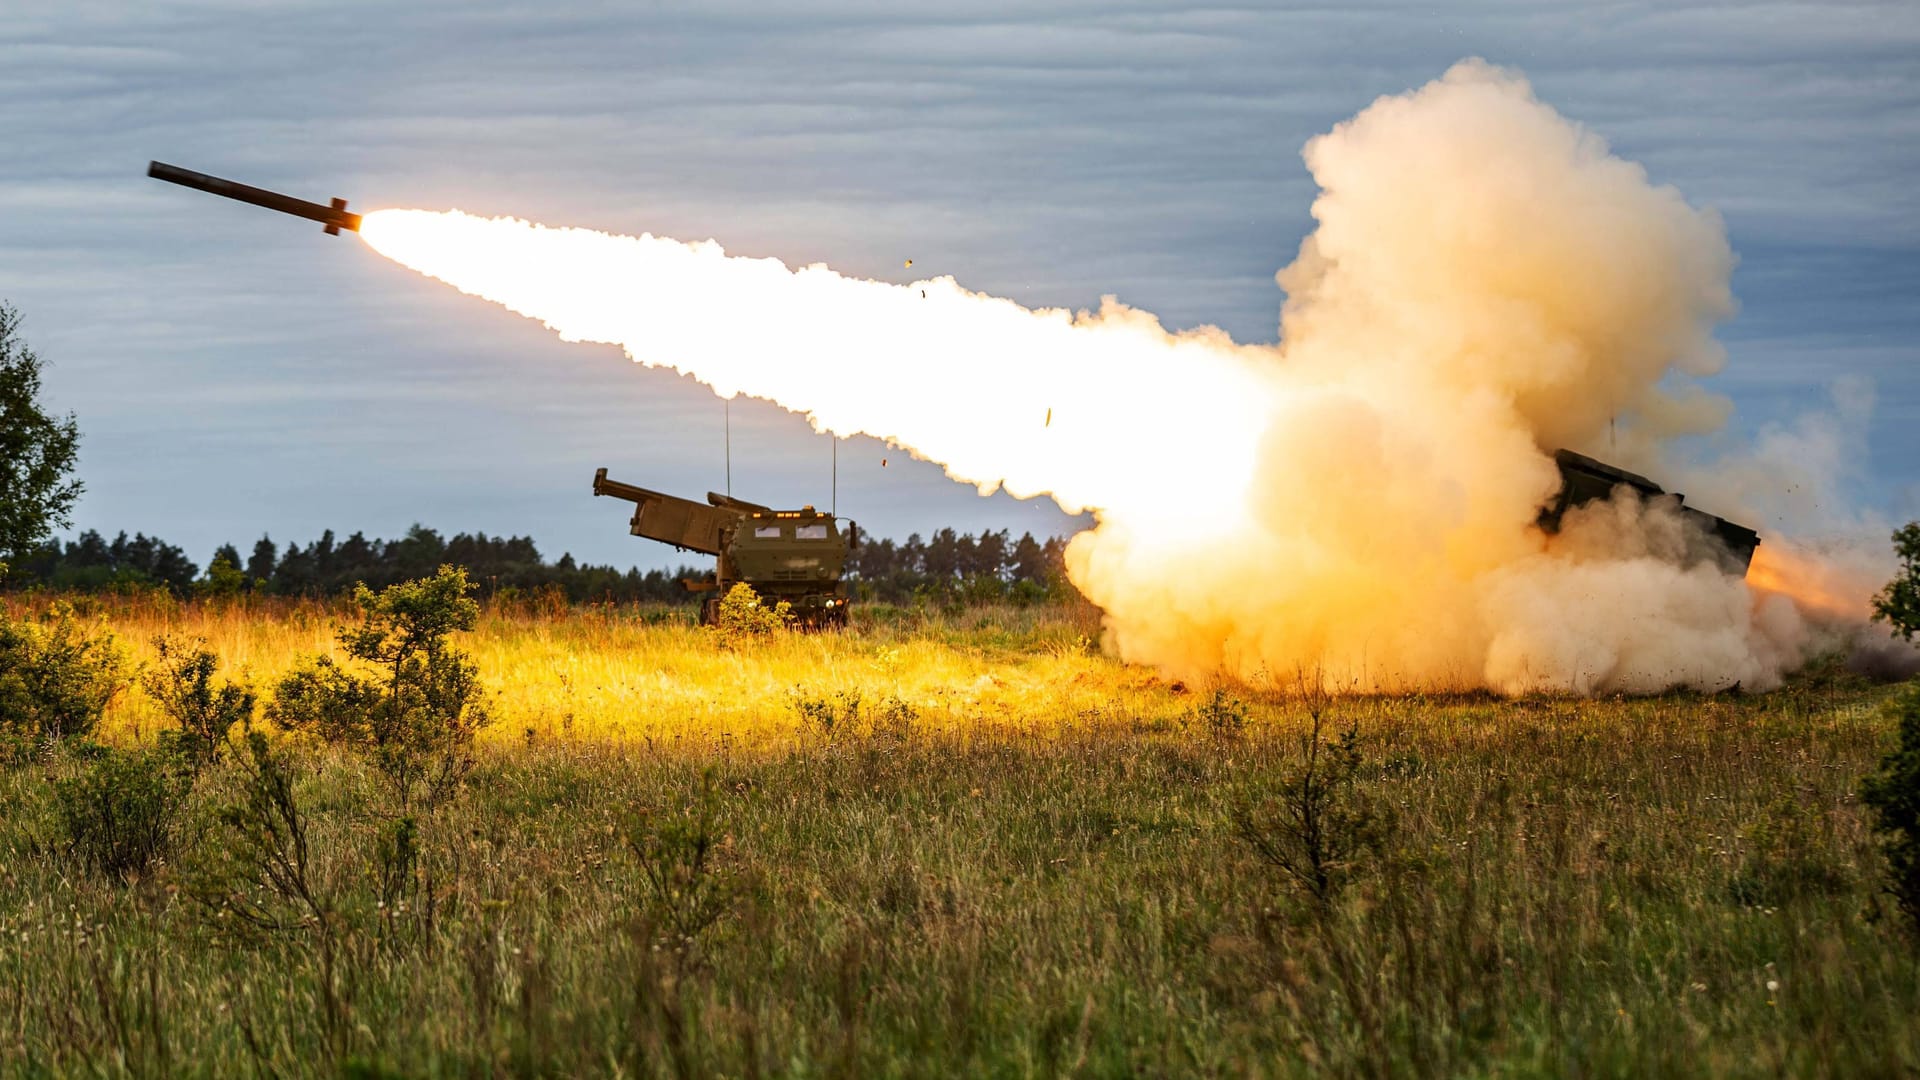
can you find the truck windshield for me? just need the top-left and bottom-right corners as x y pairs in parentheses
(795, 524), (829, 540)
(753, 526), (782, 538)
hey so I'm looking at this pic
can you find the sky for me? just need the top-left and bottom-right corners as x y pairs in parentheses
(2, 1), (1916, 572)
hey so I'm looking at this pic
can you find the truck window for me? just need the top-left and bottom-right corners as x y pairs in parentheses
(795, 524), (829, 540)
(754, 525), (782, 538)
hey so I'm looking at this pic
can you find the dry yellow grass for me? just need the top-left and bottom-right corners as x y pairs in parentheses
(6, 592), (1160, 746)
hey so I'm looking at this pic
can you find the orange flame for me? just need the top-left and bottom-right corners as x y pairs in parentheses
(1747, 541), (1875, 622)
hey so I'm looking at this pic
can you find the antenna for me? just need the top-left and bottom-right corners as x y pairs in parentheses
(832, 436), (838, 518)
(724, 398), (732, 497)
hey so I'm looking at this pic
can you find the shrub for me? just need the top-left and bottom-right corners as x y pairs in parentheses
(626, 769), (741, 967)
(1186, 687), (1249, 742)
(1862, 686), (1920, 934)
(709, 583), (790, 647)
(143, 635), (254, 772)
(54, 747), (188, 878)
(188, 727), (352, 1055)
(374, 814), (420, 915)
(788, 688), (918, 742)
(790, 688), (863, 739)
(869, 693), (918, 743)
(266, 566), (489, 807)
(1232, 704), (1389, 912)
(268, 655), (387, 745)
(0, 602), (130, 744)
(191, 728), (325, 935)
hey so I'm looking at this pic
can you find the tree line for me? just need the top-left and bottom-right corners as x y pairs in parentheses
(7, 522), (1074, 605)
(848, 527), (1072, 603)
(7, 525), (697, 603)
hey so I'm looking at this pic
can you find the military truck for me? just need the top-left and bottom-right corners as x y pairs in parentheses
(1538, 449), (1760, 575)
(592, 468), (856, 627)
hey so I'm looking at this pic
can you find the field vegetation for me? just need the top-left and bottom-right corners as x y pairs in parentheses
(1, 586), (1918, 1077)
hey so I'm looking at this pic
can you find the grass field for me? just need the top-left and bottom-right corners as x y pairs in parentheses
(1, 593), (1916, 1077)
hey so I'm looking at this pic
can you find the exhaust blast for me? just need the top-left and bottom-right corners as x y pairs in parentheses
(356, 59), (1898, 695)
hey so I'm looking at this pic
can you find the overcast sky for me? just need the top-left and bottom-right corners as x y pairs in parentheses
(3, 1), (1916, 571)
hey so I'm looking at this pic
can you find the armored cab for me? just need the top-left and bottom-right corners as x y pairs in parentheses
(592, 468), (855, 627)
(1537, 449), (1760, 575)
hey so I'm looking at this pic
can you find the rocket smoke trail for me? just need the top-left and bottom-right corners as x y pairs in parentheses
(358, 60), (1903, 694)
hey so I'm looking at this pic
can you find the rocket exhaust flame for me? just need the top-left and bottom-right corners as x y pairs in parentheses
(358, 211), (1276, 526)
(356, 60), (1900, 694)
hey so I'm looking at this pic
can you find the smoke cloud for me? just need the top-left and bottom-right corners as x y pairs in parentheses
(358, 59), (1902, 694)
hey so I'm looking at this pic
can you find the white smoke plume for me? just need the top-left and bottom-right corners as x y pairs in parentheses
(358, 59), (1902, 694)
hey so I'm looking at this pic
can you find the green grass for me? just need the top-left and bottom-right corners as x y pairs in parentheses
(0, 597), (1916, 1076)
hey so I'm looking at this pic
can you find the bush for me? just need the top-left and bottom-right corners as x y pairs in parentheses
(268, 655), (387, 745)
(0, 602), (130, 744)
(1873, 522), (1920, 642)
(869, 693), (918, 743)
(788, 687), (918, 742)
(190, 728), (326, 936)
(626, 769), (741, 968)
(266, 566), (489, 808)
(790, 688), (864, 739)
(1232, 704), (1389, 912)
(187, 727), (353, 1055)
(54, 747), (188, 878)
(1185, 687), (1249, 742)
(1862, 686), (1920, 934)
(143, 635), (254, 772)
(709, 583), (789, 648)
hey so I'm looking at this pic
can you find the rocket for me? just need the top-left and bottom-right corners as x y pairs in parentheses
(146, 161), (361, 235)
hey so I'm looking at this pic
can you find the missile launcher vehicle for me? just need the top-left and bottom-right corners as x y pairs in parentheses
(1539, 449), (1760, 575)
(593, 468), (855, 627)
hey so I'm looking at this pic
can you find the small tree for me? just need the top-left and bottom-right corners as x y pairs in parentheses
(143, 635), (254, 773)
(0, 302), (83, 566)
(197, 550), (246, 597)
(268, 565), (489, 808)
(1872, 523), (1920, 643)
(1232, 696), (1389, 912)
